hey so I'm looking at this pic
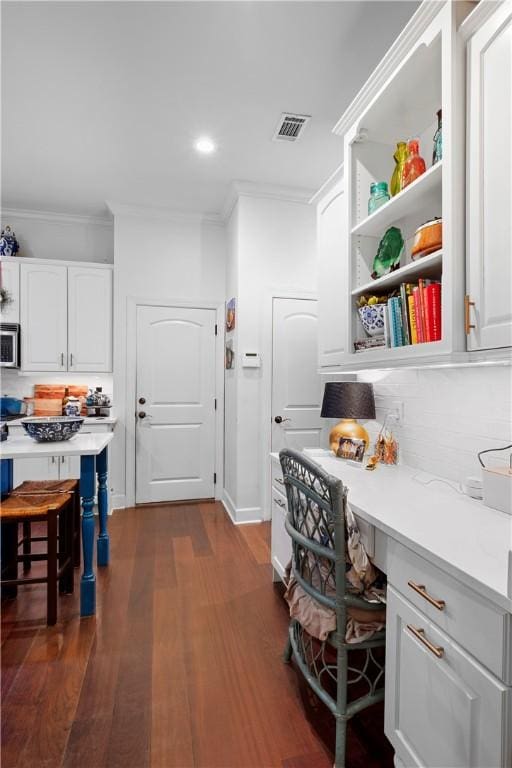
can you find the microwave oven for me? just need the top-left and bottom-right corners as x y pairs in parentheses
(0, 323), (20, 368)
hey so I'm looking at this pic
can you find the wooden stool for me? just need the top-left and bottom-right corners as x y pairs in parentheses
(0, 492), (74, 625)
(11, 479), (81, 569)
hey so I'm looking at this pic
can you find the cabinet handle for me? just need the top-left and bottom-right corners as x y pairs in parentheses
(273, 497), (286, 508)
(60, 352), (65, 366)
(406, 625), (444, 659)
(61, 456), (65, 464)
(407, 580), (446, 611)
(464, 295), (475, 335)
(51, 456), (55, 464)
(275, 477), (285, 485)
(70, 352), (74, 367)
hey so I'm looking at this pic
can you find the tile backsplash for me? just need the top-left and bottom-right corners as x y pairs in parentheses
(356, 365), (512, 484)
(1, 370), (113, 401)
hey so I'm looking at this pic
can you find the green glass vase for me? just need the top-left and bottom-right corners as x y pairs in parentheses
(390, 142), (407, 197)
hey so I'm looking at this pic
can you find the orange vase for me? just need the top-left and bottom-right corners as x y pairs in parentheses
(402, 139), (426, 188)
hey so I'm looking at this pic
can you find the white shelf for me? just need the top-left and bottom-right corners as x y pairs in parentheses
(351, 249), (443, 296)
(351, 161), (442, 238)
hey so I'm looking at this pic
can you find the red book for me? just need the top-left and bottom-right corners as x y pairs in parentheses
(423, 282), (433, 342)
(412, 287), (424, 343)
(426, 282), (442, 341)
(418, 279), (429, 342)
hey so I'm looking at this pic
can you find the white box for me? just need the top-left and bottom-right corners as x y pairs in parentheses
(482, 467), (512, 516)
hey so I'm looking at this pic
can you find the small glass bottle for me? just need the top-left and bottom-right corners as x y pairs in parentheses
(368, 181), (390, 215)
(390, 141), (408, 197)
(432, 109), (442, 164)
(402, 139), (426, 189)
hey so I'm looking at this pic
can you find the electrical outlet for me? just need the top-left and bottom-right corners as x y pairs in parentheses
(390, 400), (404, 425)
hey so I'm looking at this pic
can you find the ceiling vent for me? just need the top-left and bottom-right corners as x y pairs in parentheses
(273, 113), (311, 142)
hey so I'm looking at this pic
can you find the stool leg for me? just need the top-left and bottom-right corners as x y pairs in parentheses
(62, 502), (74, 595)
(73, 489), (81, 568)
(58, 507), (67, 595)
(22, 521), (31, 572)
(1, 521), (18, 599)
(47, 511), (58, 626)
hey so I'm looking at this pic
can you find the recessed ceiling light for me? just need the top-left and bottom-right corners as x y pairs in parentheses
(195, 137), (216, 154)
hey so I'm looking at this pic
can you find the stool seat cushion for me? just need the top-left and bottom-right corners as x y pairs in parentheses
(1, 493), (72, 518)
(11, 479), (78, 495)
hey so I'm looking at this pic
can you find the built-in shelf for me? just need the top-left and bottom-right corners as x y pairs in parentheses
(351, 161), (443, 238)
(351, 249), (443, 296)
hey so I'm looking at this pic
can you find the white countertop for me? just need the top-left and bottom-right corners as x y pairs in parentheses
(271, 450), (512, 612)
(1, 432), (113, 458)
(5, 415), (117, 427)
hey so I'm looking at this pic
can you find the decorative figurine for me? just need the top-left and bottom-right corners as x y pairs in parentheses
(371, 226), (404, 279)
(390, 141), (408, 197)
(0, 225), (19, 257)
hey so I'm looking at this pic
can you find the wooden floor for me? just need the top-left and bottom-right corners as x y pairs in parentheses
(1, 502), (393, 768)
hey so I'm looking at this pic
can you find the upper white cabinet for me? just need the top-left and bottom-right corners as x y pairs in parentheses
(0, 259), (20, 324)
(68, 266), (112, 372)
(20, 259), (112, 372)
(21, 262), (68, 371)
(316, 169), (348, 369)
(466, 1), (512, 351)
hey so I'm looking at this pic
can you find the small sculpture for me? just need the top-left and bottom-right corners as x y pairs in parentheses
(0, 225), (19, 257)
(371, 226), (404, 279)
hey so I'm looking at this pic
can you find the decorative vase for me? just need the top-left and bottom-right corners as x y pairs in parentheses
(402, 139), (426, 188)
(432, 109), (442, 164)
(368, 182), (390, 215)
(371, 226), (404, 279)
(0, 225), (19, 257)
(390, 142), (408, 197)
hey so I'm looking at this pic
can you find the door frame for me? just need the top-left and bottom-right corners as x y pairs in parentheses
(125, 296), (225, 508)
(261, 290), (317, 521)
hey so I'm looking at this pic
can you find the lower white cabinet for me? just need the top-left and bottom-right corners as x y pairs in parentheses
(271, 488), (291, 581)
(385, 585), (511, 768)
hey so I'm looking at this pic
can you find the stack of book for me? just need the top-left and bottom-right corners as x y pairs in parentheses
(384, 279), (441, 347)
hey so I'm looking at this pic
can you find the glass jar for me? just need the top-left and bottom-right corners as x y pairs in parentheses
(432, 109), (442, 164)
(368, 181), (390, 215)
(402, 139), (426, 189)
(390, 142), (408, 197)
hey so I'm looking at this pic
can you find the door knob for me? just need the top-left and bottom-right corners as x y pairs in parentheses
(274, 416), (291, 424)
(138, 411), (146, 419)
(138, 397), (146, 405)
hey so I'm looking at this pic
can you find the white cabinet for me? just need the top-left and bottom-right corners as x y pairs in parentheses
(316, 170), (348, 370)
(385, 586), (511, 768)
(20, 262), (68, 371)
(466, 1), (512, 352)
(20, 259), (112, 372)
(68, 266), (112, 372)
(0, 259), (20, 324)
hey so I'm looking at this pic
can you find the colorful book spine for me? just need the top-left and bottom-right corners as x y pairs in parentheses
(383, 302), (390, 347)
(412, 287), (424, 343)
(408, 294), (418, 344)
(418, 279), (429, 342)
(425, 282), (442, 341)
(390, 297), (403, 346)
(399, 284), (410, 346)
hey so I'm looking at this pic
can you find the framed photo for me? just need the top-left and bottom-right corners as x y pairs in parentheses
(225, 340), (235, 370)
(226, 298), (236, 332)
(336, 436), (366, 463)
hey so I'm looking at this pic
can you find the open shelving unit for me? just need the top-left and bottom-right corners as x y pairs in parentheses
(351, 249), (443, 297)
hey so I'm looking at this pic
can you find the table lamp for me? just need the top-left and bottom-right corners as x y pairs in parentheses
(321, 382), (376, 453)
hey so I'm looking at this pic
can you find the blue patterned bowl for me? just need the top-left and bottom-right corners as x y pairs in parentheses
(358, 304), (386, 336)
(21, 416), (84, 442)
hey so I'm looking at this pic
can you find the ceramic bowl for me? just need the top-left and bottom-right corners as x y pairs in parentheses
(358, 304), (386, 336)
(21, 416), (84, 443)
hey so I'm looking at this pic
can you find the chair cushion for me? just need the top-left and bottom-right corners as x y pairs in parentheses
(11, 479), (78, 495)
(1, 493), (72, 518)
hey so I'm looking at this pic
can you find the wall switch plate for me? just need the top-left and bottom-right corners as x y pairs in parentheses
(242, 352), (261, 368)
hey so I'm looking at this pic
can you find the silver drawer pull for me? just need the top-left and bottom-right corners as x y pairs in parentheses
(273, 497), (286, 508)
(407, 625), (444, 659)
(275, 477), (284, 485)
(408, 580), (446, 611)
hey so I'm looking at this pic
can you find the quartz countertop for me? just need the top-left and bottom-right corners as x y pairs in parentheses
(1, 432), (113, 458)
(271, 450), (512, 612)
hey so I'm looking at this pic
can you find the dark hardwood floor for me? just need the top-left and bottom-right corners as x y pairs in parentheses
(1, 502), (393, 767)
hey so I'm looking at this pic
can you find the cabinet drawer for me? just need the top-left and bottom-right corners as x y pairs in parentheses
(387, 538), (512, 683)
(271, 489), (291, 582)
(385, 586), (511, 768)
(271, 460), (286, 494)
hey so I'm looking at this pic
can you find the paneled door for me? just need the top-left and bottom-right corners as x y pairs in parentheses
(271, 298), (322, 453)
(135, 305), (217, 503)
(20, 262), (67, 371)
(68, 266), (112, 372)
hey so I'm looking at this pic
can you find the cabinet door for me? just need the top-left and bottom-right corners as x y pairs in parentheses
(0, 259), (20, 323)
(20, 263), (67, 371)
(13, 456), (59, 486)
(317, 177), (348, 368)
(59, 455), (80, 480)
(67, 266), (112, 372)
(385, 586), (511, 768)
(271, 490), (291, 582)
(467, 3), (512, 351)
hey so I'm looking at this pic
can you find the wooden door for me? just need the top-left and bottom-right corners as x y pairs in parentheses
(20, 263), (67, 371)
(68, 266), (112, 372)
(135, 305), (216, 503)
(271, 298), (322, 453)
(467, 2), (512, 351)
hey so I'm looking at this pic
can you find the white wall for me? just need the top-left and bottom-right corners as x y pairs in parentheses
(223, 193), (317, 522)
(111, 211), (226, 508)
(1, 210), (113, 263)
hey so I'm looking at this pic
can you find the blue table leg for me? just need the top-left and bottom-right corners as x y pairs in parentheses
(96, 446), (110, 567)
(80, 455), (96, 617)
(1, 458), (13, 499)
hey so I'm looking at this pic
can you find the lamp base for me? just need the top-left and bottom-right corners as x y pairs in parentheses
(329, 419), (370, 454)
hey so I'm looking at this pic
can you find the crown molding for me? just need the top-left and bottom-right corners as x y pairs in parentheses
(106, 200), (222, 226)
(459, 0), (503, 41)
(309, 163), (344, 206)
(332, 0), (445, 137)
(221, 180), (315, 222)
(0, 207), (113, 228)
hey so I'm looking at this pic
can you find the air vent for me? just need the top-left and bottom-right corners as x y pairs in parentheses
(273, 113), (311, 142)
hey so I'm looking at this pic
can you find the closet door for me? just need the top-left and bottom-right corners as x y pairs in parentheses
(466, 2), (512, 350)
(20, 263), (67, 371)
(67, 266), (112, 372)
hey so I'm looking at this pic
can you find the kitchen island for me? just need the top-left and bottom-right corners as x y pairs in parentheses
(1, 432), (114, 617)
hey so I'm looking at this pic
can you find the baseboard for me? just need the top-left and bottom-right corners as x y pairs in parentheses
(221, 490), (263, 525)
(111, 494), (127, 512)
